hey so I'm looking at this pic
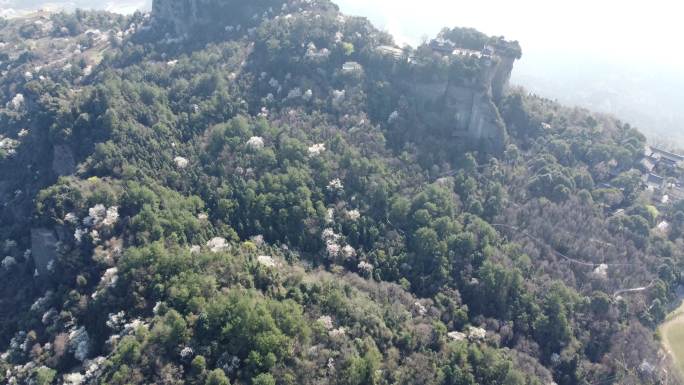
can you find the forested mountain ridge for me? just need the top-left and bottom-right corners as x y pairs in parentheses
(1, 1), (683, 384)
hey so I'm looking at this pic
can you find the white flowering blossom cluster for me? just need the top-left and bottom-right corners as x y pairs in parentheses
(326, 242), (340, 258)
(63, 372), (85, 385)
(103, 207), (119, 227)
(106, 311), (126, 330)
(257, 255), (277, 268)
(342, 245), (356, 259)
(345, 209), (360, 221)
(74, 228), (88, 243)
(447, 331), (466, 341)
(2, 256), (16, 270)
(414, 302), (427, 316)
(83, 356), (107, 381)
(174, 156), (189, 169)
(327, 178), (344, 192)
(106, 318), (146, 348)
(287, 87), (303, 99)
(321, 227), (356, 261)
(68, 326), (91, 361)
(0, 137), (19, 155)
(152, 302), (164, 316)
(30, 291), (54, 312)
(251, 234), (265, 246)
(122, 319), (146, 335)
(331, 90), (345, 108)
(91, 267), (118, 299)
(83, 204), (119, 228)
(8, 330), (28, 353)
(83, 204), (107, 227)
(18, 128), (29, 138)
(388, 110), (399, 124)
(321, 227), (340, 242)
(467, 326), (487, 341)
(64, 212), (79, 224)
(317, 315), (334, 330)
(303, 89), (313, 101)
(328, 327), (346, 338)
(308, 143), (326, 157)
(357, 260), (372, 274)
(305, 42), (331, 61)
(207, 237), (230, 253)
(180, 346), (194, 359)
(322, 228), (341, 258)
(593, 263), (608, 279)
(74, 205), (118, 245)
(8, 93), (24, 110)
(325, 208), (335, 224)
(42, 309), (58, 325)
(246, 136), (265, 150)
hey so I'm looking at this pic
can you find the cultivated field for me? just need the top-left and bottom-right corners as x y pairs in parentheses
(661, 302), (684, 378)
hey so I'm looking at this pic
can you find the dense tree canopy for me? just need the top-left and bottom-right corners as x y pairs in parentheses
(0, 1), (682, 384)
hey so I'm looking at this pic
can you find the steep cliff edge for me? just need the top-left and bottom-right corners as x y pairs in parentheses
(406, 36), (521, 154)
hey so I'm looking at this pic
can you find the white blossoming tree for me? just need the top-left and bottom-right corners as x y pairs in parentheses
(174, 156), (189, 169)
(246, 136), (265, 150)
(308, 143), (326, 157)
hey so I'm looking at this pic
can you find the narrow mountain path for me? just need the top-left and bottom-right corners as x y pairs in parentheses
(491, 223), (653, 296)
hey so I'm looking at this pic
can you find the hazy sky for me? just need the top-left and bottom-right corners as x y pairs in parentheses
(335, 0), (684, 75)
(334, 0), (684, 144)
(5, 0), (682, 74)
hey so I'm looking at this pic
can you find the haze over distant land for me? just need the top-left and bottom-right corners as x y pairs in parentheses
(334, 0), (684, 148)
(0, 0), (148, 16)
(3, 0), (683, 147)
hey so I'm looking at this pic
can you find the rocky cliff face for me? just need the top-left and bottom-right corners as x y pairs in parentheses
(490, 55), (516, 102)
(30, 228), (58, 277)
(52, 144), (76, 177)
(447, 87), (507, 153)
(410, 52), (516, 153)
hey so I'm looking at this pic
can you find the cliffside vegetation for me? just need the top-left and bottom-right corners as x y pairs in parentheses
(0, 1), (683, 384)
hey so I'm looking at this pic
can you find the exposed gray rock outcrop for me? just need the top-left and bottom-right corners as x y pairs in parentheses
(447, 87), (506, 152)
(31, 228), (58, 276)
(52, 144), (76, 176)
(491, 55), (516, 102)
(408, 45), (518, 153)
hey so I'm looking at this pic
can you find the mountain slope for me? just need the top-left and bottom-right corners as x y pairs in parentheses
(0, 1), (682, 384)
